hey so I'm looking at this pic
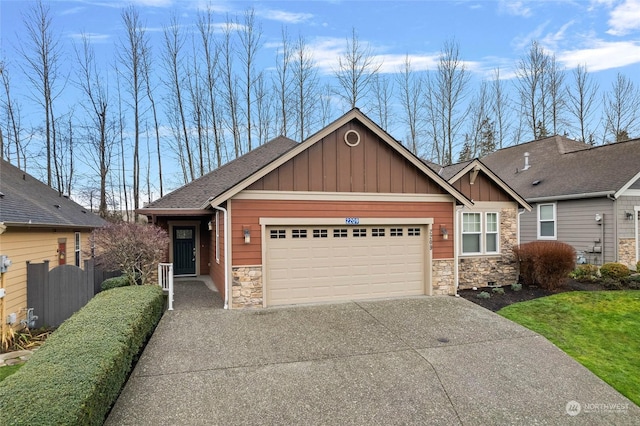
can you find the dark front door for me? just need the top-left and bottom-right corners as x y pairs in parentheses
(174, 226), (196, 275)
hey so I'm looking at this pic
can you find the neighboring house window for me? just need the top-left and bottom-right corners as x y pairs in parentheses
(538, 203), (556, 239)
(461, 212), (500, 255)
(74, 232), (81, 267)
(215, 211), (220, 264)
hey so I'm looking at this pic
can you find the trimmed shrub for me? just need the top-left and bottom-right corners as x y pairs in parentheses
(513, 241), (576, 291)
(0, 285), (164, 426)
(636, 260), (640, 273)
(622, 275), (640, 289)
(570, 264), (599, 282)
(599, 262), (631, 280)
(101, 275), (131, 291)
(511, 283), (522, 292)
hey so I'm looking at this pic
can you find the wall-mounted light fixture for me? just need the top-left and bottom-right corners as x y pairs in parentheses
(595, 213), (602, 222)
(207, 221), (213, 231)
(243, 226), (251, 244)
(440, 225), (448, 240)
(625, 212), (634, 220)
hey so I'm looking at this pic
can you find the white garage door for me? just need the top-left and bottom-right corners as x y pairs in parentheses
(266, 225), (426, 306)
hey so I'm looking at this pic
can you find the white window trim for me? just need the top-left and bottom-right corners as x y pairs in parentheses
(537, 203), (557, 240)
(74, 232), (81, 267)
(460, 211), (500, 256)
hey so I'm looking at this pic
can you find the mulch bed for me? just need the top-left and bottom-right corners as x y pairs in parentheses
(458, 279), (606, 312)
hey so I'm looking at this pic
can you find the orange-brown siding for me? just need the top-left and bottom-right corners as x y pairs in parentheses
(450, 171), (512, 202)
(210, 212), (226, 297)
(247, 121), (446, 195)
(231, 198), (454, 265)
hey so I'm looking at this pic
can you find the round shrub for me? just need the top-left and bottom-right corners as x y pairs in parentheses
(101, 275), (131, 291)
(570, 264), (599, 282)
(599, 262), (630, 280)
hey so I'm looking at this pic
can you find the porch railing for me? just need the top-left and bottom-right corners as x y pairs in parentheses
(158, 263), (174, 311)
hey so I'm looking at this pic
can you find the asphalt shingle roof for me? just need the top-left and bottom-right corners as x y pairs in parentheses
(481, 136), (640, 200)
(0, 159), (107, 228)
(144, 136), (299, 209)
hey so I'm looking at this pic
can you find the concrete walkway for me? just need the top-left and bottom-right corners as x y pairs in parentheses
(106, 280), (639, 425)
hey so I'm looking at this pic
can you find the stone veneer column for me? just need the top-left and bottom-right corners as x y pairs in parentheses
(618, 238), (637, 270)
(231, 266), (263, 308)
(432, 259), (455, 295)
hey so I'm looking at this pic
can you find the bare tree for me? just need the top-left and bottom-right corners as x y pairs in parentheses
(515, 41), (551, 139)
(334, 28), (382, 110)
(424, 39), (470, 165)
(19, 0), (65, 189)
(372, 73), (393, 132)
(254, 72), (274, 145)
(273, 26), (293, 138)
(114, 65), (129, 222)
(237, 7), (262, 152)
(163, 13), (194, 180)
(547, 54), (566, 136)
(292, 34), (319, 141)
(318, 83), (334, 128)
(396, 54), (422, 154)
(465, 80), (495, 158)
(566, 64), (600, 144)
(602, 72), (640, 143)
(218, 17), (241, 157)
(0, 61), (27, 168)
(490, 68), (511, 149)
(74, 34), (113, 217)
(197, 6), (223, 167)
(141, 36), (164, 197)
(118, 5), (147, 218)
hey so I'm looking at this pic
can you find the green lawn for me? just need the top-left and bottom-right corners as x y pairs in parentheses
(0, 364), (22, 382)
(499, 290), (640, 407)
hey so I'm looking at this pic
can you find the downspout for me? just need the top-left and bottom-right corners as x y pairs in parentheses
(607, 194), (617, 263)
(213, 205), (230, 309)
(454, 205), (464, 296)
(517, 208), (526, 246)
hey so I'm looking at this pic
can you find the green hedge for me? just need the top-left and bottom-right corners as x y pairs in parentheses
(0, 285), (164, 426)
(101, 275), (131, 291)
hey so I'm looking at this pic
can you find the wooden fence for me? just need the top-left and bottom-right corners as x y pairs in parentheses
(26, 259), (118, 328)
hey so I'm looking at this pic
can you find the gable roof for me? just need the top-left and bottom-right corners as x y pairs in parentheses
(142, 109), (473, 214)
(442, 159), (531, 210)
(202, 109), (472, 209)
(0, 159), (106, 229)
(481, 136), (640, 201)
(142, 136), (299, 212)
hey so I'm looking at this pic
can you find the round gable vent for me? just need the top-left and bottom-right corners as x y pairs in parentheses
(344, 130), (360, 147)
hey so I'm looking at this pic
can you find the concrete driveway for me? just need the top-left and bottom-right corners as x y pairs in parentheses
(106, 280), (639, 425)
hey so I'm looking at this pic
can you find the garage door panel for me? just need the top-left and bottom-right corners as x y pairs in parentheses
(266, 225), (427, 306)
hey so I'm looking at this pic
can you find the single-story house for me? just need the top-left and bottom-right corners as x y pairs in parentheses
(481, 136), (640, 269)
(140, 109), (530, 308)
(0, 159), (107, 329)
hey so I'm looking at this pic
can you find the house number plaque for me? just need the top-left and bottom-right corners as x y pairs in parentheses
(345, 217), (360, 225)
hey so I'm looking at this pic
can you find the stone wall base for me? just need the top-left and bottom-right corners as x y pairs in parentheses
(618, 238), (638, 270)
(432, 259), (455, 295)
(231, 266), (263, 308)
(458, 256), (518, 290)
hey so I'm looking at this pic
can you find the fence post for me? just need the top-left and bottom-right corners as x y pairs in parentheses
(158, 263), (174, 311)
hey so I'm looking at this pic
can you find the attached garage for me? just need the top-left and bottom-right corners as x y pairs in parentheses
(263, 219), (433, 306)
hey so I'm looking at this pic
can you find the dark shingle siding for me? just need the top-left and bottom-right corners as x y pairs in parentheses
(0, 159), (106, 228)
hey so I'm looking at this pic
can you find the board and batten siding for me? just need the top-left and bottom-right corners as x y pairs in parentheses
(0, 228), (93, 328)
(230, 198), (455, 266)
(449, 171), (514, 203)
(520, 197), (615, 264)
(247, 121), (447, 196)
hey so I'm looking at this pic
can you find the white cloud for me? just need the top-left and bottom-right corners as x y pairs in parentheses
(558, 39), (640, 71)
(260, 9), (313, 24)
(498, 0), (532, 17)
(606, 0), (640, 35)
(67, 32), (112, 43)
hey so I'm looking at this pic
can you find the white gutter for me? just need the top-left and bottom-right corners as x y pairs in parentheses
(213, 205), (230, 309)
(454, 205), (464, 296)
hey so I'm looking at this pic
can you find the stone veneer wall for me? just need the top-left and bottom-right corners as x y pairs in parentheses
(457, 207), (519, 289)
(232, 266), (263, 308)
(618, 238), (638, 270)
(432, 259), (455, 295)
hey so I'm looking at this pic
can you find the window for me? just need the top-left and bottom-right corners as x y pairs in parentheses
(408, 228), (421, 236)
(538, 204), (556, 239)
(292, 229), (307, 238)
(313, 229), (328, 238)
(390, 228), (403, 237)
(74, 232), (81, 267)
(485, 213), (498, 253)
(461, 212), (500, 255)
(333, 229), (348, 238)
(270, 229), (286, 239)
(372, 228), (385, 237)
(352, 228), (367, 237)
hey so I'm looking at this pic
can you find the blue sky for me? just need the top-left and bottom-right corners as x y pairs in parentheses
(1, 0), (640, 200)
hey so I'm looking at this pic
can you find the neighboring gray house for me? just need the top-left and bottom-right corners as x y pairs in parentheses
(481, 136), (640, 269)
